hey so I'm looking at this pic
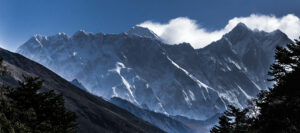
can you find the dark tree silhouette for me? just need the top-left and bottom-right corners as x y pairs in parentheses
(210, 105), (252, 133)
(253, 38), (300, 133)
(210, 113), (232, 133)
(211, 38), (300, 133)
(0, 57), (77, 133)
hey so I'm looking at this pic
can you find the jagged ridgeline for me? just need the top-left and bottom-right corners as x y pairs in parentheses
(17, 23), (292, 122)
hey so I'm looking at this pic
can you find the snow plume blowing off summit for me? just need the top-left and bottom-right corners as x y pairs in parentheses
(139, 14), (300, 49)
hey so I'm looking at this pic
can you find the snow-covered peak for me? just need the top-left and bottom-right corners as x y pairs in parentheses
(226, 23), (252, 38)
(29, 33), (69, 45)
(23, 34), (47, 48)
(221, 22), (290, 50)
(236, 22), (249, 29)
(127, 26), (160, 40)
(56, 32), (69, 38)
(45, 32), (70, 42)
(34, 34), (44, 38)
(32, 34), (46, 41)
(269, 29), (289, 39)
(177, 42), (194, 49)
(233, 23), (251, 32)
(72, 30), (88, 38)
(225, 22), (289, 43)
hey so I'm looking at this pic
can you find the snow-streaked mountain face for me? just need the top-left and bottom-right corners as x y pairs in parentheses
(127, 26), (161, 40)
(17, 24), (292, 120)
(163, 23), (292, 108)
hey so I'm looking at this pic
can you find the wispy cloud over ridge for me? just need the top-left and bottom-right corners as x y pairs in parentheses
(138, 14), (300, 48)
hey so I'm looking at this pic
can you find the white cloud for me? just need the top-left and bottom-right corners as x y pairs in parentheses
(138, 14), (300, 49)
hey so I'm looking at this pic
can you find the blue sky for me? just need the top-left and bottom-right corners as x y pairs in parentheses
(0, 0), (300, 51)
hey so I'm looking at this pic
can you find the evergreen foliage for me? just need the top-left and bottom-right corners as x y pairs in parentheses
(0, 57), (77, 133)
(211, 105), (252, 133)
(210, 112), (232, 133)
(211, 38), (300, 133)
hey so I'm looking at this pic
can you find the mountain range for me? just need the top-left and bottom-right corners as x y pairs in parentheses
(17, 23), (292, 132)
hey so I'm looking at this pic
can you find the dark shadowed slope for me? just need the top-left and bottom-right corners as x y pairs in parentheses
(0, 47), (164, 133)
(110, 97), (196, 133)
(71, 79), (88, 91)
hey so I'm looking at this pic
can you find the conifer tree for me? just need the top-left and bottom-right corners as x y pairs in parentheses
(253, 38), (300, 133)
(211, 105), (251, 133)
(0, 56), (77, 133)
(210, 115), (232, 133)
(211, 38), (300, 133)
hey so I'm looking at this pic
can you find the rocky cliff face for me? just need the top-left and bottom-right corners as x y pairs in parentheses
(17, 23), (292, 121)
